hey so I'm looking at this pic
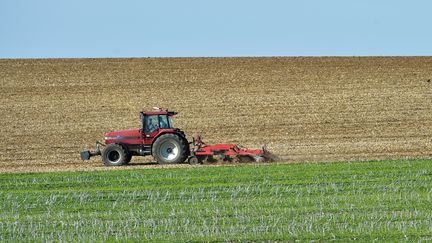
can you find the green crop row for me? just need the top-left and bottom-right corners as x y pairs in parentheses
(0, 160), (431, 241)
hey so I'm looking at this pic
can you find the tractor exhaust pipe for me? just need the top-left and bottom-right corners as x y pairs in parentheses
(80, 141), (103, 160)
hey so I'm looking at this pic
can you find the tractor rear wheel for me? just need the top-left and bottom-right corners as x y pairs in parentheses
(152, 134), (188, 164)
(102, 144), (127, 166)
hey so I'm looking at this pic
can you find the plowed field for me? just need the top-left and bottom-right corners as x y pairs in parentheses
(1, 57), (431, 173)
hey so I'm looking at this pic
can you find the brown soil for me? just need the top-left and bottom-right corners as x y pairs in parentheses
(1, 57), (431, 173)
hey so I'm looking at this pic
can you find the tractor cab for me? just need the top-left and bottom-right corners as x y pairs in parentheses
(140, 110), (177, 134)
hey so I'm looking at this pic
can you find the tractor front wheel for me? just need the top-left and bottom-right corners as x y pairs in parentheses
(152, 134), (188, 164)
(102, 144), (127, 166)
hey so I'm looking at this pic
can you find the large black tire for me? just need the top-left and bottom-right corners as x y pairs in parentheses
(152, 134), (189, 164)
(102, 144), (127, 166)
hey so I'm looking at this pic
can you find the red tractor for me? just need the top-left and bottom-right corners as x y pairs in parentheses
(80, 108), (272, 165)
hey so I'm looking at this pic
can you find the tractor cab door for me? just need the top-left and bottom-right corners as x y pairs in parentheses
(143, 114), (160, 140)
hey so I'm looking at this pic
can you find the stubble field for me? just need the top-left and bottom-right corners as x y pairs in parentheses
(0, 57), (431, 172)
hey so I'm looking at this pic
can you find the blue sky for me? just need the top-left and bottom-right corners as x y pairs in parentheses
(1, 0), (431, 58)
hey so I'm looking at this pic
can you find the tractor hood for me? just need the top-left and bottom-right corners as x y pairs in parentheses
(104, 129), (142, 142)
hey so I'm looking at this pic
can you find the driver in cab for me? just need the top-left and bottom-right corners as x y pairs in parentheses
(146, 117), (159, 133)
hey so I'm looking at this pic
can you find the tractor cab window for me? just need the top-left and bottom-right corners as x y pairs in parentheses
(168, 116), (173, 128)
(159, 115), (170, 129)
(145, 115), (159, 133)
(144, 114), (173, 133)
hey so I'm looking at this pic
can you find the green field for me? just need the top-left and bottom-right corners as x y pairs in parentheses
(1, 160), (431, 241)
